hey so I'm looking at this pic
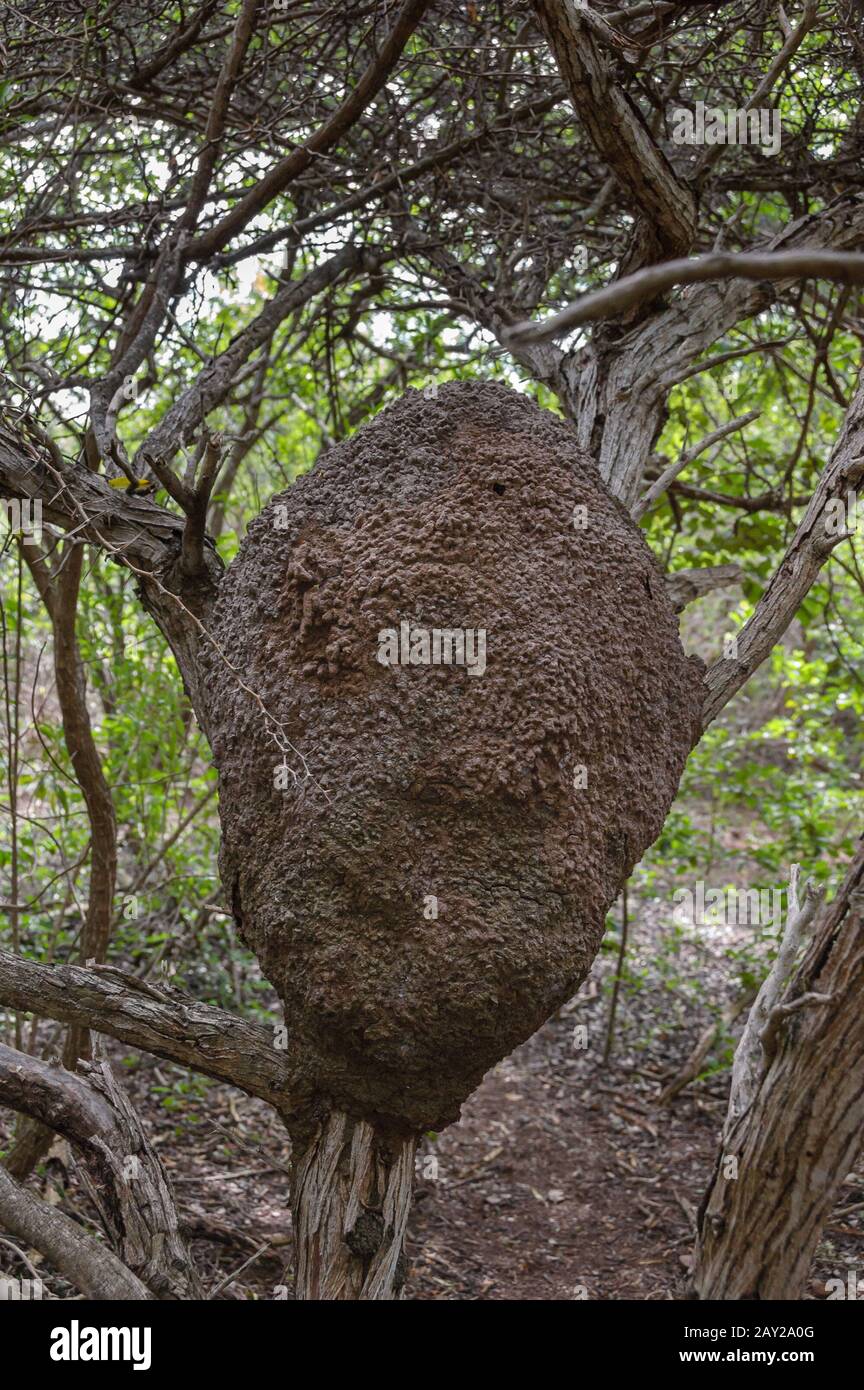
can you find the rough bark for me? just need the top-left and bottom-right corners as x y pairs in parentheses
(0, 951), (295, 1116)
(292, 1110), (416, 1301)
(529, 0), (697, 268)
(693, 839), (864, 1300)
(0, 1164), (153, 1300)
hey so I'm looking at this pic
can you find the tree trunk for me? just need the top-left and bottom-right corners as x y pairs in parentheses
(6, 543), (119, 1179)
(292, 1111), (416, 1300)
(693, 840), (864, 1299)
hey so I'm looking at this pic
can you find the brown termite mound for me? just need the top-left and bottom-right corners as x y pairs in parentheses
(201, 381), (704, 1139)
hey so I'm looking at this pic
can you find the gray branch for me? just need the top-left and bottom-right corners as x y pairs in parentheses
(724, 864), (824, 1139)
(509, 249), (864, 346)
(0, 1164), (153, 1300)
(0, 951), (295, 1120)
(702, 364), (864, 726)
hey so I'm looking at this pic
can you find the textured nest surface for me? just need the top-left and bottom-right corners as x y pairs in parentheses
(201, 382), (705, 1134)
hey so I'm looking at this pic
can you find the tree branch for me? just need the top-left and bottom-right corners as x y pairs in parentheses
(179, 0), (260, 234)
(509, 249), (864, 346)
(665, 564), (743, 613)
(212, 89), (567, 271)
(702, 365), (864, 727)
(692, 0), (817, 185)
(0, 416), (223, 707)
(0, 1042), (199, 1297)
(187, 0), (430, 261)
(552, 193), (864, 506)
(0, 1163), (153, 1300)
(530, 0), (696, 266)
(0, 951), (295, 1119)
(0, 415), (184, 569)
(19, 539), (118, 1071)
(135, 244), (366, 466)
(632, 409), (760, 521)
(724, 864), (824, 1137)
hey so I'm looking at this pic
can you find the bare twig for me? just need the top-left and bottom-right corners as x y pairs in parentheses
(633, 410), (761, 521)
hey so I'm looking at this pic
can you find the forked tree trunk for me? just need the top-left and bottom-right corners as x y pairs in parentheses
(693, 841), (864, 1300)
(292, 1111), (417, 1300)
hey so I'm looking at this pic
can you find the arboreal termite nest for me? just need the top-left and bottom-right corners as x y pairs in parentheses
(201, 382), (705, 1135)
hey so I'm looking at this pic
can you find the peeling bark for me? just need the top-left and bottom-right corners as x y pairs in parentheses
(0, 1042), (199, 1297)
(292, 1110), (416, 1301)
(693, 840), (864, 1300)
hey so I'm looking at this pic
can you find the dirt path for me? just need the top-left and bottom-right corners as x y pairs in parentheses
(408, 1010), (719, 1300)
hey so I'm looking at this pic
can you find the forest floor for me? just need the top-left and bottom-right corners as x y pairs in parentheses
(2, 896), (863, 1300)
